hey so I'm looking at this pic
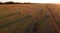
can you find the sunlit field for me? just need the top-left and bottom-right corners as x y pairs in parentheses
(0, 3), (60, 33)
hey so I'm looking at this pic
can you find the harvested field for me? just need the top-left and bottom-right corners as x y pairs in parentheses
(0, 4), (60, 33)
